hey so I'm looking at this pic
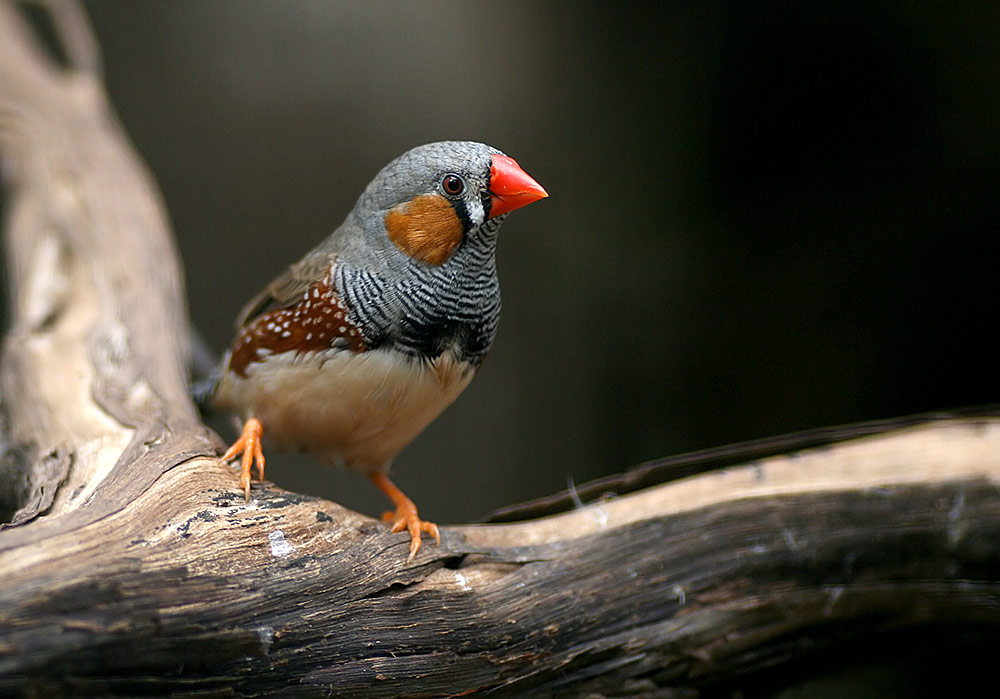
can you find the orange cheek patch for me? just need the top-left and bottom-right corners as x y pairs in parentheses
(385, 194), (464, 265)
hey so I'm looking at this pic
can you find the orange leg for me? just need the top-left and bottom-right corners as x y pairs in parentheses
(369, 473), (440, 562)
(221, 417), (265, 501)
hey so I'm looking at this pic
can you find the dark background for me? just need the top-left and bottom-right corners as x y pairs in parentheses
(73, 1), (998, 524)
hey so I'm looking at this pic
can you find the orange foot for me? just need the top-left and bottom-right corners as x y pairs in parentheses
(221, 417), (265, 501)
(369, 473), (440, 562)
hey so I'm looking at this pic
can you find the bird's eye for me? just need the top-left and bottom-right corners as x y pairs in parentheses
(441, 174), (465, 196)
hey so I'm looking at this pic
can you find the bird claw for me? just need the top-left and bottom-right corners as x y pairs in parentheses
(381, 505), (440, 561)
(221, 417), (265, 501)
(369, 471), (441, 562)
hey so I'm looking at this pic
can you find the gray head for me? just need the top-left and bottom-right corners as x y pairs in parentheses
(343, 141), (547, 270)
(330, 141), (546, 363)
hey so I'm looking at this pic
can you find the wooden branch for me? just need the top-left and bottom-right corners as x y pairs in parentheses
(2, 3), (1000, 697)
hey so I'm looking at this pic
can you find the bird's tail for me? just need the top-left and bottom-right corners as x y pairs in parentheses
(189, 326), (222, 410)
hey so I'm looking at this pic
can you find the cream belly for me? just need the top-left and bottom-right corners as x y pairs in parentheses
(213, 348), (476, 473)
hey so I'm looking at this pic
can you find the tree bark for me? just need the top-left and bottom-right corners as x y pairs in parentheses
(2, 3), (999, 697)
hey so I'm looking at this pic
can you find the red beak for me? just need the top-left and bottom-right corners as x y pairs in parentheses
(488, 154), (548, 218)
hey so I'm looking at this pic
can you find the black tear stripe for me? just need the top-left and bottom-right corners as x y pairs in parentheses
(450, 197), (475, 235)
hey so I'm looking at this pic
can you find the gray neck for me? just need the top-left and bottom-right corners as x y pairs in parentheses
(334, 216), (504, 365)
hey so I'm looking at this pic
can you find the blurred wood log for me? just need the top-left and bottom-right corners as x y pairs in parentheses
(2, 2), (1000, 697)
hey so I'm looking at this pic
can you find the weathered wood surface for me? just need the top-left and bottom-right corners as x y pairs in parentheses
(2, 3), (1000, 697)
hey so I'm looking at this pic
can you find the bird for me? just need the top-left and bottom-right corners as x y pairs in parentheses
(207, 141), (547, 560)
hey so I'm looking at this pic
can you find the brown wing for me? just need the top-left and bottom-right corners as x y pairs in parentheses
(226, 269), (366, 377)
(234, 246), (336, 329)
